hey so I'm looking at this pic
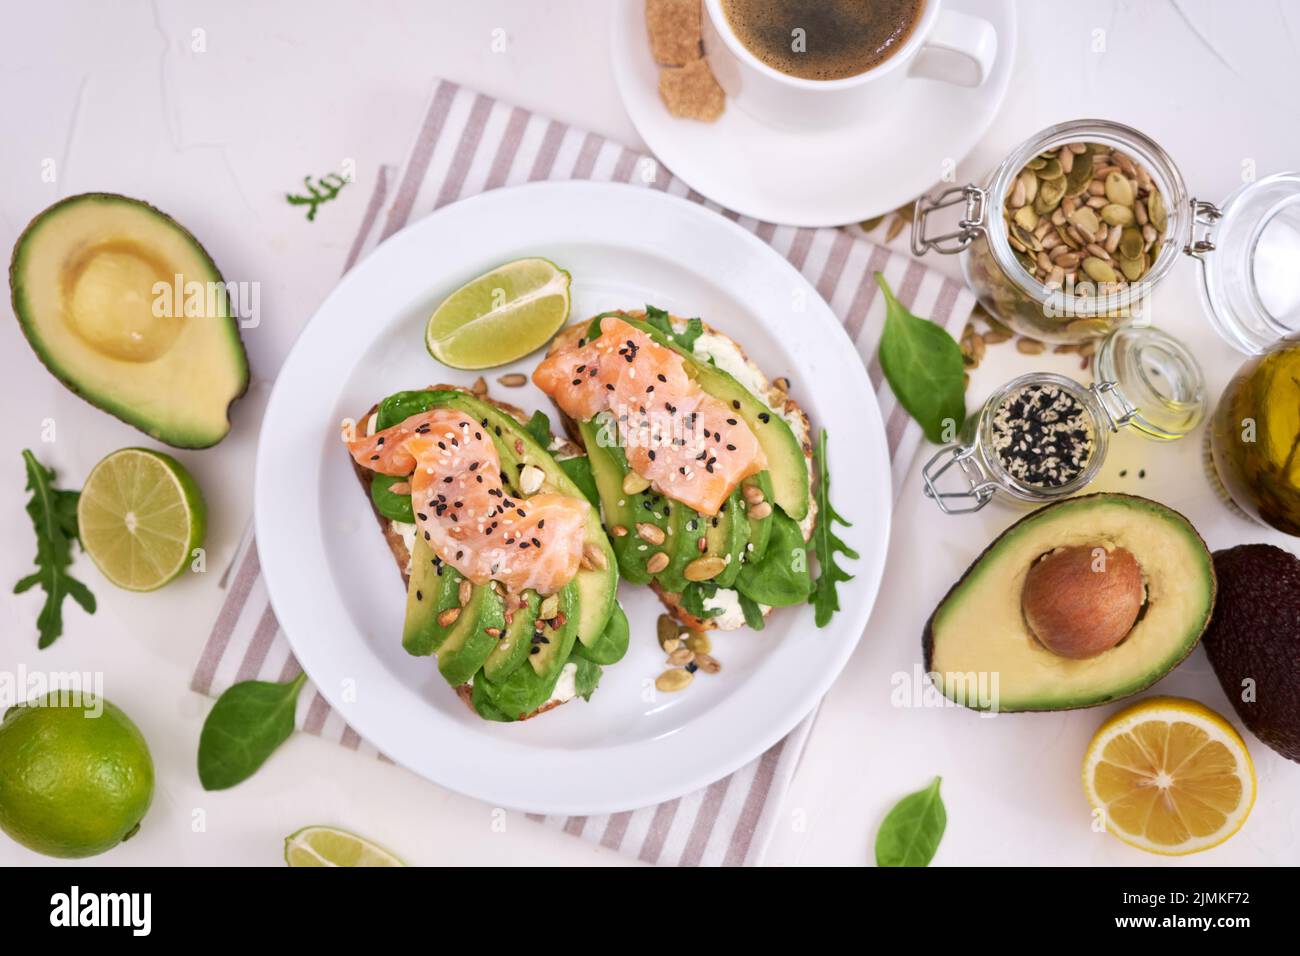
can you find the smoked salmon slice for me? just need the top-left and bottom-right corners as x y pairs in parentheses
(533, 316), (766, 516)
(348, 408), (589, 595)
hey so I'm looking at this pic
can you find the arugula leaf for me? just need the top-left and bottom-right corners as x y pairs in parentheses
(523, 409), (553, 448)
(875, 777), (946, 867)
(14, 450), (95, 649)
(285, 172), (348, 222)
(809, 430), (859, 627)
(875, 274), (966, 444)
(198, 672), (307, 790)
(680, 581), (723, 620)
(738, 591), (766, 630)
(645, 304), (705, 352)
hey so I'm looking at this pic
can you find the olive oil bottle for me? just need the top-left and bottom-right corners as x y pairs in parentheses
(1211, 341), (1300, 536)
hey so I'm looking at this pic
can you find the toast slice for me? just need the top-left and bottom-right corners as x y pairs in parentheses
(545, 311), (817, 631)
(349, 382), (586, 720)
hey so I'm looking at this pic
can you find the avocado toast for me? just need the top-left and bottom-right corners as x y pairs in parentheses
(346, 384), (626, 722)
(533, 308), (817, 631)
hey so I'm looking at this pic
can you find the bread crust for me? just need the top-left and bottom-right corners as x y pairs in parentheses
(351, 384), (581, 721)
(544, 310), (817, 631)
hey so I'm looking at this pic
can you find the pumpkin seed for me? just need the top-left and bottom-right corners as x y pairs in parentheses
(1147, 190), (1167, 232)
(1038, 157), (1063, 180)
(1100, 203), (1134, 226)
(686, 631), (712, 654)
(1104, 172), (1135, 206)
(1119, 255), (1146, 281)
(1064, 151), (1094, 196)
(1119, 227), (1144, 260)
(1013, 205), (1039, 231)
(656, 614), (680, 649)
(1082, 257), (1118, 283)
(655, 668), (693, 692)
(684, 556), (726, 582)
(1066, 318), (1113, 336)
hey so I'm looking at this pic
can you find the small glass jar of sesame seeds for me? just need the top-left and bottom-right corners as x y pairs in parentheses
(921, 327), (1205, 514)
(912, 120), (1300, 352)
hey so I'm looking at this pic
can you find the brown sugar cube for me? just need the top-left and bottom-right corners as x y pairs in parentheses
(658, 59), (725, 122)
(646, 0), (702, 66)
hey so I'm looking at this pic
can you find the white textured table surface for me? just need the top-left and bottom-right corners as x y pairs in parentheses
(2, 0), (1297, 866)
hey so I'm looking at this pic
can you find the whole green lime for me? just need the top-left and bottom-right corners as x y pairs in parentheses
(0, 695), (154, 858)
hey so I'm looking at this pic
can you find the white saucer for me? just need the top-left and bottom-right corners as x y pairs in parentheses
(611, 0), (1017, 227)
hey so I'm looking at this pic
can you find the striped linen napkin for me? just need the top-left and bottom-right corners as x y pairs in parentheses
(192, 79), (975, 866)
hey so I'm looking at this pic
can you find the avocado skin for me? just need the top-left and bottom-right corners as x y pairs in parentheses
(1203, 544), (1300, 763)
(9, 192), (250, 449)
(922, 493), (1216, 712)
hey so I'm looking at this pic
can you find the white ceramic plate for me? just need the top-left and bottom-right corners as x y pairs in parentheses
(255, 181), (890, 814)
(611, 0), (1017, 227)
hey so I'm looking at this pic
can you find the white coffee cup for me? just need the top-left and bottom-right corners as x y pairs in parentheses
(701, 0), (998, 130)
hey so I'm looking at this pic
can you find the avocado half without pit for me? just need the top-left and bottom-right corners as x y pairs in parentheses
(924, 494), (1216, 712)
(9, 193), (249, 448)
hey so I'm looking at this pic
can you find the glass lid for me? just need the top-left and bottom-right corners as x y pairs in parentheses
(1095, 326), (1206, 440)
(1196, 172), (1300, 354)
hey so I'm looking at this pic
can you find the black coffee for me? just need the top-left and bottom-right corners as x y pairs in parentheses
(721, 0), (925, 81)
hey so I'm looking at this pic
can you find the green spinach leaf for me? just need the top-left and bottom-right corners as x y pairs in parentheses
(198, 672), (307, 790)
(571, 601), (629, 665)
(571, 658), (602, 701)
(809, 430), (858, 627)
(645, 304), (704, 352)
(738, 591), (766, 630)
(875, 776), (946, 867)
(369, 473), (414, 523)
(680, 581), (723, 620)
(736, 510), (812, 607)
(875, 274), (965, 444)
(14, 450), (95, 649)
(558, 456), (600, 507)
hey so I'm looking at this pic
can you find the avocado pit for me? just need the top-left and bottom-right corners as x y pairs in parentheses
(1021, 544), (1145, 659)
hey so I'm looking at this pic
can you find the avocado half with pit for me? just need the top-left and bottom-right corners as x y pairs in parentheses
(923, 493), (1216, 712)
(10, 193), (249, 448)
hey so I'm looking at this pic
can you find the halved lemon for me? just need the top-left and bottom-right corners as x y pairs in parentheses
(284, 826), (404, 867)
(425, 257), (570, 369)
(1083, 696), (1256, 856)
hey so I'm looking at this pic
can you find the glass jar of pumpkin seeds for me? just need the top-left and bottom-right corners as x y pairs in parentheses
(915, 120), (1300, 352)
(913, 119), (1190, 344)
(920, 326), (1206, 514)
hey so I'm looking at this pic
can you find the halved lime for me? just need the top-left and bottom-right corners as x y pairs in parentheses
(284, 825), (405, 867)
(76, 447), (206, 591)
(425, 257), (570, 369)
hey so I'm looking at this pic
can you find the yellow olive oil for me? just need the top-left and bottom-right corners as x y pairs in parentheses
(1211, 342), (1300, 536)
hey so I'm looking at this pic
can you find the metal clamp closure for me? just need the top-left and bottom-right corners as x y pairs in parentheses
(921, 443), (998, 514)
(911, 185), (988, 257)
(1184, 198), (1223, 260)
(1089, 381), (1137, 432)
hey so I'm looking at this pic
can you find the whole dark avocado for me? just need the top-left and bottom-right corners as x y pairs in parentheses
(1203, 543), (1300, 763)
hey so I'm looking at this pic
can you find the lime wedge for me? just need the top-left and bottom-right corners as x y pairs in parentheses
(284, 826), (405, 867)
(76, 448), (206, 592)
(426, 257), (571, 369)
